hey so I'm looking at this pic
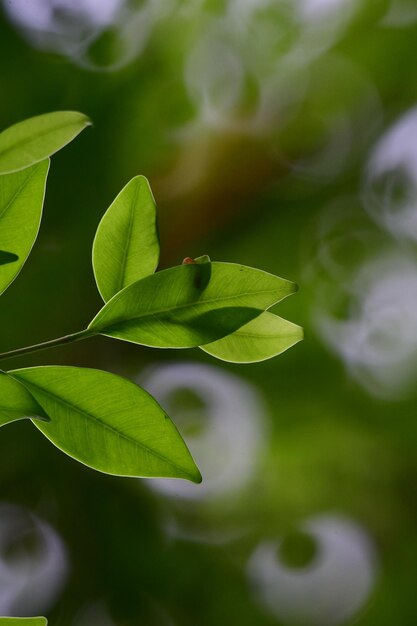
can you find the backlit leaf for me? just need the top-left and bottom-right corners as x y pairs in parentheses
(88, 262), (297, 348)
(0, 160), (49, 296)
(0, 372), (47, 427)
(10, 366), (201, 482)
(0, 111), (91, 174)
(93, 175), (159, 301)
(201, 311), (303, 363)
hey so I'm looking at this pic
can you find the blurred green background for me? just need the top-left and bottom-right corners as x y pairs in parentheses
(1, 0), (417, 624)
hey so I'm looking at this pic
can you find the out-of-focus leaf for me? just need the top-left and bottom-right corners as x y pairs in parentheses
(194, 254), (211, 263)
(0, 618), (47, 625)
(0, 160), (49, 296)
(0, 111), (91, 174)
(0, 250), (18, 265)
(201, 311), (303, 363)
(11, 366), (202, 482)
(89, 262), (297, 348)
(93, 175), (159, 302)
(182, 255), (211, 265)
(0, 372), (48, 427)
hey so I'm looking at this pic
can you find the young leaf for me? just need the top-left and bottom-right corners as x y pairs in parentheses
(0, 160), (49, 296)
(10, 366), (202, 482)
(0, 111), (91, 174)
(93, 175), (159, 302)
(182, 255), (210, 265)
(89, 262), (297, 349)
(0, 372), (48, 427)
(201, 312), (303, 363)
(194, 254), (211, 264)
(0, 617), (48, 626)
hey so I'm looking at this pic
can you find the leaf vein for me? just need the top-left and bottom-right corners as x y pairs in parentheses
(17, 377), (189, 475)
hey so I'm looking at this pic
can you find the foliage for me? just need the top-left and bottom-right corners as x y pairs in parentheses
(0, 111), (302, 486)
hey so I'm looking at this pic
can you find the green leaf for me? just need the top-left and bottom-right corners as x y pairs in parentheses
(93, 176), (159, 302)
(0, 111), (91, 174)
(88, 262), (297, 349)
(194, 254), (211, 264)
(0, 160), (49, 296)
(93, 175), (159, 302)
(201, 311), (303, 363)
(0, 372), (49, 426)
(0, 372), (48, 427)
(0, 250), (18, 265)
(10, 366), (201, 482)
(0, 618), (47, 625)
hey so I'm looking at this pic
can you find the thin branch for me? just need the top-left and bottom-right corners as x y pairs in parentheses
(0, 329), (96, 363)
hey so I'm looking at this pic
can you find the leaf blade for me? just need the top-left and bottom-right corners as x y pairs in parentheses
(0, 160), (49, 296)
(93, 175), (160, 302)
(0, 372), (47, 427)
(0, 111), (91, 174)
(89, 262), (297, 348)
(10, 366), (201, 482)
(201, 311), (303, 363)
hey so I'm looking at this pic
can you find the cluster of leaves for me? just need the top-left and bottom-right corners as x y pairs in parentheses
(0, 111), (301, 623)
(0, 111), (302, 482)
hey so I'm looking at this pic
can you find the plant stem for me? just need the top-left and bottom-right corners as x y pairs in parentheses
(0, 329), (96, 363)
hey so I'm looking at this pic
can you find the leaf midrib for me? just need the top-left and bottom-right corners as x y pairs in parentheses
(15, 376), (193, 477)
(0, 165), (39, 221)
(93, 284), (290, 330)
(115, 181), (138, 294)
(0, 119), (82, 162)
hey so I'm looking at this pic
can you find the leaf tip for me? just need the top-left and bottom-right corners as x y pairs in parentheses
(65, 110), (93, 133)
(71, 110), (92, 126)
(191, 466), (203, 484)
(32, 413), (51, 424)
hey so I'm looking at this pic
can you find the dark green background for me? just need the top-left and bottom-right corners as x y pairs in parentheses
(1, 1), (417, 624)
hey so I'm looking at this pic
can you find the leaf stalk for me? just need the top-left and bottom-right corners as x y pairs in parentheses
(0, 329), (95, 362)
